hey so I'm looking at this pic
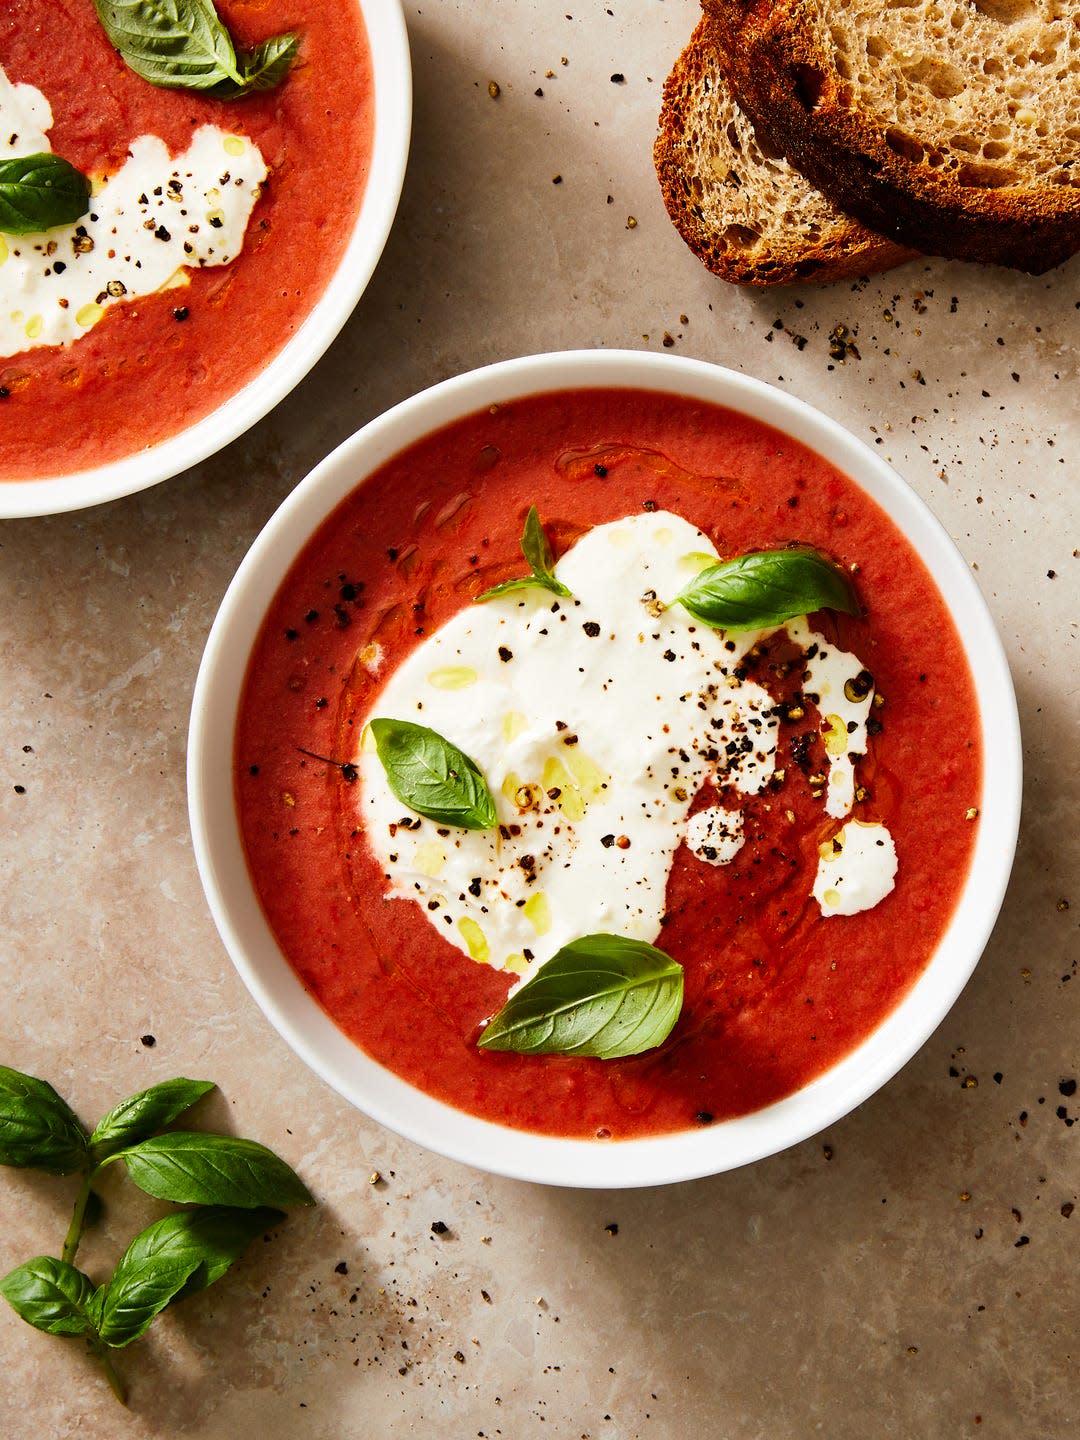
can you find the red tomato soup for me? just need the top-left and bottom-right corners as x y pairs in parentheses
(0, 1), (373, 480)
(235, 389), (982, 1140)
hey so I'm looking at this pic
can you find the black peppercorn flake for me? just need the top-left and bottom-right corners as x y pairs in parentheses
(172, 305), (189, 321)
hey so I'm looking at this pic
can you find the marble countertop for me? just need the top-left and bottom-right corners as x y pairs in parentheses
(2, 2), (1077, 1435)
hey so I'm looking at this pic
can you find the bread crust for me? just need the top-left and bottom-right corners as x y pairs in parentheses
(654, 17), (916, 285)
(705, 0), (1080, 273)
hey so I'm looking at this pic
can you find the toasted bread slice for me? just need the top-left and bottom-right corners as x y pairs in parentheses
(654, 18), (917, 284)
(705, 0), (1080, 273)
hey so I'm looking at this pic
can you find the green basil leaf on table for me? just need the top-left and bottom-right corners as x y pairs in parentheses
(0, 154), (91, 235)
(92, 0), (296, 95)
(369, 718), (498, 831)
(164, 1205), (285, 1298)
(0, 1064), (89, 1175)
(111, 1132), (314, 1208)
(673, 546), (860, 631)
(95, 1205), (283, 1347)
(0, 1256), (98, 1337)
(474, 505), (573, 602)
(89, 1077), (216, 1162)
(478, 933), (684, 1059)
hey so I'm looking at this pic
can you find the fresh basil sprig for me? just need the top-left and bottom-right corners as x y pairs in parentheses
(369, 718), (497, 831)
(673, 546), (860, 631)
(478, 934), (684, 1059)
(0, 153), (92, 235)
(0, 1067), (313, 1404)
(92, 0), (297, 97)
(474, 505), (573, 602)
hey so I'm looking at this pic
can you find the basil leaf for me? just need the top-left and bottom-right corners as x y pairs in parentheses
(674, 547), (860, 631)
(93, 0), (243, 91)
(89, 1077), (216, 1163)
(0, 1065), (89, 1175)
(94, 1248), (201, 1350)
(114, 1132), (314, 1208)
(0, 153), (91, 235)
(95, 1206), (282, 1347)
(475, 506), (572, 602)
(0, 1257), (98, 1337)
(478, 934), (684, 1059)
(165, 1205), (284, 1298)
(93, 0), (297, 96)
(221, 32), (298, 95)
(519, 506), (568, 588)
(369, 718), (498, 831)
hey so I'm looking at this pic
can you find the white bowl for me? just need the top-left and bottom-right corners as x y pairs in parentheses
(188, 350), (1022, 1189)
(0, 0), (411, 519)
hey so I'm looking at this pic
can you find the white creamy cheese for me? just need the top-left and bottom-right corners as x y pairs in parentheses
(784, 615), (875, 819)
(0, 64), (266, 356)
(0, 68), (52, 155)
(812, 820), (898, 917)
(357, 511), (899, 978)
(684, 805), (745, 866)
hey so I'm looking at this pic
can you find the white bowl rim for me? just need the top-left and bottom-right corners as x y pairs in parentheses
(187, 348), (1022, 1190)
(0, 0), (412, 520)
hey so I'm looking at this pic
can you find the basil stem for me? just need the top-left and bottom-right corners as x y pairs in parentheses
(478, 933), (684, 1059)
(673, 546), (861, 631)
(369, 718), (498, 831)
(474, 505), (572, 602)
(92, 0), (296, 96)
(0, 154), (91, 235)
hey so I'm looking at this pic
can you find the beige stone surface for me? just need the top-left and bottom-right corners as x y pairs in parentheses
(1, 1), (1077, 1435)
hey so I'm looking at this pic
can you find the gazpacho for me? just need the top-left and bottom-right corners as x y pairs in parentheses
(0, 0), (373, 480)
(235, 387), (982, 1140)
